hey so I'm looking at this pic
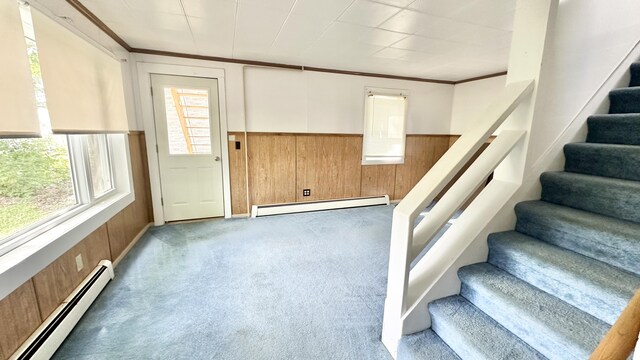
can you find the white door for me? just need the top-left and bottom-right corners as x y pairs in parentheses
(151, 74), (224, 221)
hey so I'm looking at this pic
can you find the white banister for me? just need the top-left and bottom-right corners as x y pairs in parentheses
(410, 129), (526, 261)
(381, 0), (558, 357)
(381, 83), (533, 355)
(394, 80), (533, 221)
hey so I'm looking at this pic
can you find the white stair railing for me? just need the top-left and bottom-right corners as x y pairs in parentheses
(380, 0), (557, 356)
(381, 79), (534, 355)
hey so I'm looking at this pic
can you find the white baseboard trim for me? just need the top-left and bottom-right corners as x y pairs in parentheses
(251, 195), (390, 218)
(10, 260), (114, 360)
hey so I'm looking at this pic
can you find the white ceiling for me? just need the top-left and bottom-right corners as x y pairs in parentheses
(52, 0), (516, 81)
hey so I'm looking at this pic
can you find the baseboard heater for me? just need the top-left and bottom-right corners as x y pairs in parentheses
(251, 195), (390, 217)
(11, 260), (115, 360)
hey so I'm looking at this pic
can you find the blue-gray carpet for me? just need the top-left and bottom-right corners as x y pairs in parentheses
(400, 62), (640, 359)
(53, 206), (396, 360)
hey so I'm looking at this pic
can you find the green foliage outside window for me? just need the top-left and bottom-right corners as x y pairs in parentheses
(0, 138), (75, 237)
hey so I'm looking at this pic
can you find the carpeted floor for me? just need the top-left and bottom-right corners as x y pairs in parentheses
(53, 205), (396, 360)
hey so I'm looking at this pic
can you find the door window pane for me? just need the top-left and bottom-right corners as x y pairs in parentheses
(0, 136), (76, 239)
(85, 134), (113, 198)
(163, 87), (212, 155)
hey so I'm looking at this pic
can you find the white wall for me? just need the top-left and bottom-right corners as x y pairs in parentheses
(450, 76), (506, 134)
(244, 67), (454, 134)
(526, 0), (640, 167)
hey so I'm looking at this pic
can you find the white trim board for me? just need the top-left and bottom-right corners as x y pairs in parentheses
(251, 195), (390, 217)
(135, 62), (233, 224)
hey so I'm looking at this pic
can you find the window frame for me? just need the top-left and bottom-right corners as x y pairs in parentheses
(0, 134), (122, 257)
(361, 87), (409, 166)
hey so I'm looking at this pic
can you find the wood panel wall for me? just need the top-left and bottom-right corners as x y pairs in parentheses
(0, 132), (153, 359)
(296, 135), (363, 202)
(227, 132), (461, 213)
(394, 135), (452, 199)
(247, 133), (297, 205)
(227, 132), (248, 215)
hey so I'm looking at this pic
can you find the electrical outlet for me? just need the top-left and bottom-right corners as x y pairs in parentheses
(75, 254), (84, 272)
(303, 189), (311, 196)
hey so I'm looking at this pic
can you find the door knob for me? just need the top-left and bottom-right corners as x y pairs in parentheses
(214, 156), (221, 161)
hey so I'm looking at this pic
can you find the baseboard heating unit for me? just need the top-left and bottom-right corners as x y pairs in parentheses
(11, 260), (115, 360)
(251, 195), (390, 217)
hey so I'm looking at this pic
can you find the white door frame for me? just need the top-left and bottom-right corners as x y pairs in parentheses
(137, 62), (232, 224)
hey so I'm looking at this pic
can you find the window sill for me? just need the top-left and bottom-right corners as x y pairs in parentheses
(0, 191), (133, 300)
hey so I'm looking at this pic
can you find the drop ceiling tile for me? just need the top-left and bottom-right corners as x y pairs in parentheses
(399, 50), (446, 63)
(304, 41), (383, 59)
(291, 0), (355, 20)
(319, 22), (406, 48)
(82, 0), (132, 23)
(182, 0), (237, 18)
(233, 2), (290, 53)
(450, 0), (516, 31)
(238, 0), (297, 12)
(447, 22), (509, 46)
(372, 47), (413, 59)
(110, 22), (197, 53)
(319, 22), (368, 43)
(271, 15), (334, 54)
(189, 14), (235, 56)
(364, 28), (408, 47)
(378, 9), (435, 34)
(414, 17), (467, 40)
(374, 0), (416, 7)
(391, 35), (456, 54)
(408, 0), (475, 17)
(122, 0), (184, 15)
(339, 0), (402, 27)
(106, 11), (190, 34)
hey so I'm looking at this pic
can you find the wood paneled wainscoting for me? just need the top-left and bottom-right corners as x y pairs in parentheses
(0, 132), (153, 359)
(227, 132), (471, 215)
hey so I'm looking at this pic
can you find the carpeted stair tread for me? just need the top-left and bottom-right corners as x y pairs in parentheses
(630, 62), (640, 87)
(429, 296), (545, 360)
(514, 200), (640, 276)
(564, 143), (640, 181)
(540, 171), (640, 223)
(397, 329), (461, 360)
(487, 231), (640, 325)
(586, 114), (640, 145)
(458, 264), (609, 360)
(609, 87), (640, 114)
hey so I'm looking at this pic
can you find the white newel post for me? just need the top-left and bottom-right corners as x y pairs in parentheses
(381, 210), (414, 357)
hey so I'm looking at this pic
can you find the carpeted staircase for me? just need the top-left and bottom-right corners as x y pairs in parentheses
(397, 62), (640, 360)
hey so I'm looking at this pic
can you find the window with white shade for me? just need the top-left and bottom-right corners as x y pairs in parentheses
(0, 3), (127, 256)
(362, 89), (408, 165)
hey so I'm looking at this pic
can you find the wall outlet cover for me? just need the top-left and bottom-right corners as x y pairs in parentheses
(75, 254), (84, 272)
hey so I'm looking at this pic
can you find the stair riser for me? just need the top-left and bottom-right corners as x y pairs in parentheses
(630, 63), (640, 87)
(586, 116), (640, 145)
(459, 282), (592, 360)
(488, 235), (632, 325)
(564, 144), (640, 181)
(397, 330), (460, 360)
(514, 202), (640, 276)
(540, 172), (640, 224)
(609, 89), (640, 114)
(429, 297), (544, 360)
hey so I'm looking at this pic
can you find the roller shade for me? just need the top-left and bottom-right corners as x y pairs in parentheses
(0, 0), (40, 137)
(32, 10), (128, 134)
